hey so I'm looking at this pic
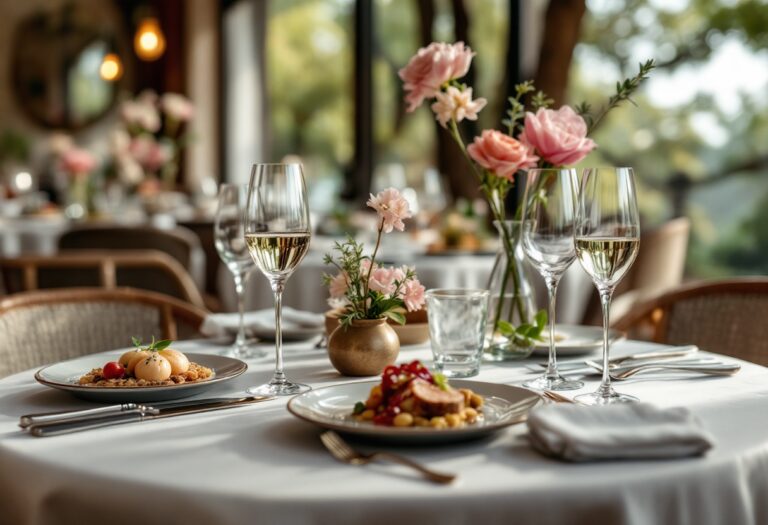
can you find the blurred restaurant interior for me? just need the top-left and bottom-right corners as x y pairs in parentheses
(1, 0), (768, 523)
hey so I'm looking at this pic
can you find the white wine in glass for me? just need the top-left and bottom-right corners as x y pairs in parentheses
(244, 163), (312, 396)
(521, 168), (583, 391)
(574, 167), (640, 405)
(214, 183), (263, 359)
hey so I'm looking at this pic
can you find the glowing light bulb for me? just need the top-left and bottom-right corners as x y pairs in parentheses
(99, 53), (123, 81)
(134, 17), (166, 61)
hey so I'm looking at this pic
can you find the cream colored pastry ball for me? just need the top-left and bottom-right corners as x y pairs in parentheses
(134, 354), (172, 381)
(119, 350), (150, 374)
(158, 348), (189, 375)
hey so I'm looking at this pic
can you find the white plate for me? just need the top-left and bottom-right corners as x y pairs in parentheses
(35, 353), (247, 403)
(287, 380), (540, 445)
(532, 324), (625, 356)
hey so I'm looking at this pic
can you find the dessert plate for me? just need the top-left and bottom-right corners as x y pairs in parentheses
(287, 380), (540, 445)
(35, 352), (247, 403)
(532, 325), (625, 356)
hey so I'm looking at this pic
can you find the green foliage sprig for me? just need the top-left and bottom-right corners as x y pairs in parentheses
(131, 336), (172, 353)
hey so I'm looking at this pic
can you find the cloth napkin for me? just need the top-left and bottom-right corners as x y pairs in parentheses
(527, 403), (714, 462)
(201, 307), (324, 337)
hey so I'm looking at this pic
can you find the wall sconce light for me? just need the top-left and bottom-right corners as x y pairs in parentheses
(134, 17), (166, 61)
(99, 53), (123, 81)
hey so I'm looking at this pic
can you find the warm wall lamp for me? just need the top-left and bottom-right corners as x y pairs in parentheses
(99, 52), (123, 81)
(134, 16), (166, 61)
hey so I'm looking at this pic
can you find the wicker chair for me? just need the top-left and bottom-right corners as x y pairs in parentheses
(0, 288), (208, 378)
(0, 251), (206, 308)
(613, 278), (768, 366)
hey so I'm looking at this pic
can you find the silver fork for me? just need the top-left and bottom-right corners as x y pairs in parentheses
(586, 360), (741, 380)
(320, 430), (456, 484)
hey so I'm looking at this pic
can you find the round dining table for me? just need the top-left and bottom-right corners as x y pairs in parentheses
(1, 338), (767, 525)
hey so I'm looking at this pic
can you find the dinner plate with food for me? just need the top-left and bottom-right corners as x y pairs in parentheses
(531, 324), (625, 356)
(287, 360), (540, 444)
(35, 337), (247, 402)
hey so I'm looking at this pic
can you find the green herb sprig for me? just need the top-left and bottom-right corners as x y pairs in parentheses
(131, 336), (172, 353)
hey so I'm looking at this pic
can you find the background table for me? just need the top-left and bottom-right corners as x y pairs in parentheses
(1, 339), (767, 524)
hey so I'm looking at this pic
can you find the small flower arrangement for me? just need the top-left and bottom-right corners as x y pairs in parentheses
(110, 90), (194, 192)
(323, 188), (426, 327)
(399, 42), (654, 348)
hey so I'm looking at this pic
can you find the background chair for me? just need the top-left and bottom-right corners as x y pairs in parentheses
(613, 278), (768, 366)
(582, 217), (691, 324)
(0, 251), (206, 308)
(0, 287), (208, 378)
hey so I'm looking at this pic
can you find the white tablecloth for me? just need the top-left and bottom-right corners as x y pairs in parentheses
(1, 339), (767, 525)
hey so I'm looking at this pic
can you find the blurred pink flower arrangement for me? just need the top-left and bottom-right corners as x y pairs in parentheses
(58, 147), (97, 178)
(399, 41), (653, 345)
(324, 188), (426, 326)
(111, 90), (194, 192)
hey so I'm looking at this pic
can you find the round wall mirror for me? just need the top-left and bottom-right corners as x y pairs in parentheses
(11, 2), (129, 130)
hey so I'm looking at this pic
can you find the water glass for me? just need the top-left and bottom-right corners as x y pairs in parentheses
(426, 289), (490, 378)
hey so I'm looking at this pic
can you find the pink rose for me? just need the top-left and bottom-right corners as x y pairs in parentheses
(129, 136), (173, 173)
(368, 267), (405, 296)
(161, 93), (194, 121)
(328, 272), (348, 298)
(467, 130), (539, 181)
(398, 42), (475, 112)
(366, 187), (413, 233)
(402, 279), (426, 312)
(519, 106), (596, 166)
(431, 86), (487, 128)
(59, 148), (97, 176)
(120, 99), (160, 132)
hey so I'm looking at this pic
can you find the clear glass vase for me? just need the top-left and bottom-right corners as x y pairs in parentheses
(485, 220), (537, 360)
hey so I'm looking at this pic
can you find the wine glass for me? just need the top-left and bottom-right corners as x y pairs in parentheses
(521, 168), (583, 391)
(574, 167), (640, 404)
(214, 184), (263, 359)
(244, 163), (312, 396)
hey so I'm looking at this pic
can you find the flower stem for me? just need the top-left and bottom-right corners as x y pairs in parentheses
(362, 220), (385, 317)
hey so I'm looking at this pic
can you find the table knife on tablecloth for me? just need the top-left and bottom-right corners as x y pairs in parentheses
(26, 396), (274, 437)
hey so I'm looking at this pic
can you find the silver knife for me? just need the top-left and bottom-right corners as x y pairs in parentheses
(26, 396), (274, 437)
(528, 345), (700, 372)
(19, 396), (254, 428)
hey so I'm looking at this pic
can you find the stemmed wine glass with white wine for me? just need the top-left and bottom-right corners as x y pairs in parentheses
(244, 163), (312, 396)
(521, 168), (583, 391)
(574, 167), (640, 405)
(214, 183), (263, 359)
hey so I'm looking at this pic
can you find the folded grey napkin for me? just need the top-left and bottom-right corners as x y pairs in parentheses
(527, 403), (714, 462)
(201, 308), (324, 337)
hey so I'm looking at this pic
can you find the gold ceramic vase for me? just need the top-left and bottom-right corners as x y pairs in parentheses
(327, 318), (400, 376)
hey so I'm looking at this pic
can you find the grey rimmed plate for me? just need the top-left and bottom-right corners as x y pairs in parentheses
(35, 352), (247, 403)
(532, 325), (625, 356)
(287, 380), (540, 445)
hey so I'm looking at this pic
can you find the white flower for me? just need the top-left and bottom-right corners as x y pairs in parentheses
(161, 93), (194, 121)
(430, 86), (487, 128)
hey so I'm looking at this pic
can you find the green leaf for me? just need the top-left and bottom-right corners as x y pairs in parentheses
(131, 336), (142, 348)
(353, 401), (366, 415)
(383, 310), (406, 325)
(433, 373), (449, 391)
(497, 320), (515, 336)
(534, 309), (547, 329)
(153, 339), (173, 351)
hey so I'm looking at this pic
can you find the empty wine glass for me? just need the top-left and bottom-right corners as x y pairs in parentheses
(244, 163), (312, 396)
(574, 167), (641, 405)
(521, 168), (583, 391)
(214, 184), (263, 359)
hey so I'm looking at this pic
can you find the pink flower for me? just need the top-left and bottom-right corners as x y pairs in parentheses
(129, 136), (173, 173)
(161, 93), (194, 121)
(467, 130), (539, 181)
(398, 42), (475, 112)
(368, 267), (405, 296)
(366, 188), (413, 233)
(402, 279), (426, 312)
(431, 87), (487, 128)
(59, 148), (97, 176)
(519, 106), (596, 166)
(329, 272), (348, 298)
(120, 99), (160, 132)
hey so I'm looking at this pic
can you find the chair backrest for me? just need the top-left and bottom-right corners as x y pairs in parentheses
(0, 251), (206, 308)
(0, 287), (208, 378)
(613, 278), (768, 366)
(59, 224), (203, 273)
(582, 217), (691, 324)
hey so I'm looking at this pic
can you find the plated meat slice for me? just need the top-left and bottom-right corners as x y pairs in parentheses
(411, 379), (465, 417)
